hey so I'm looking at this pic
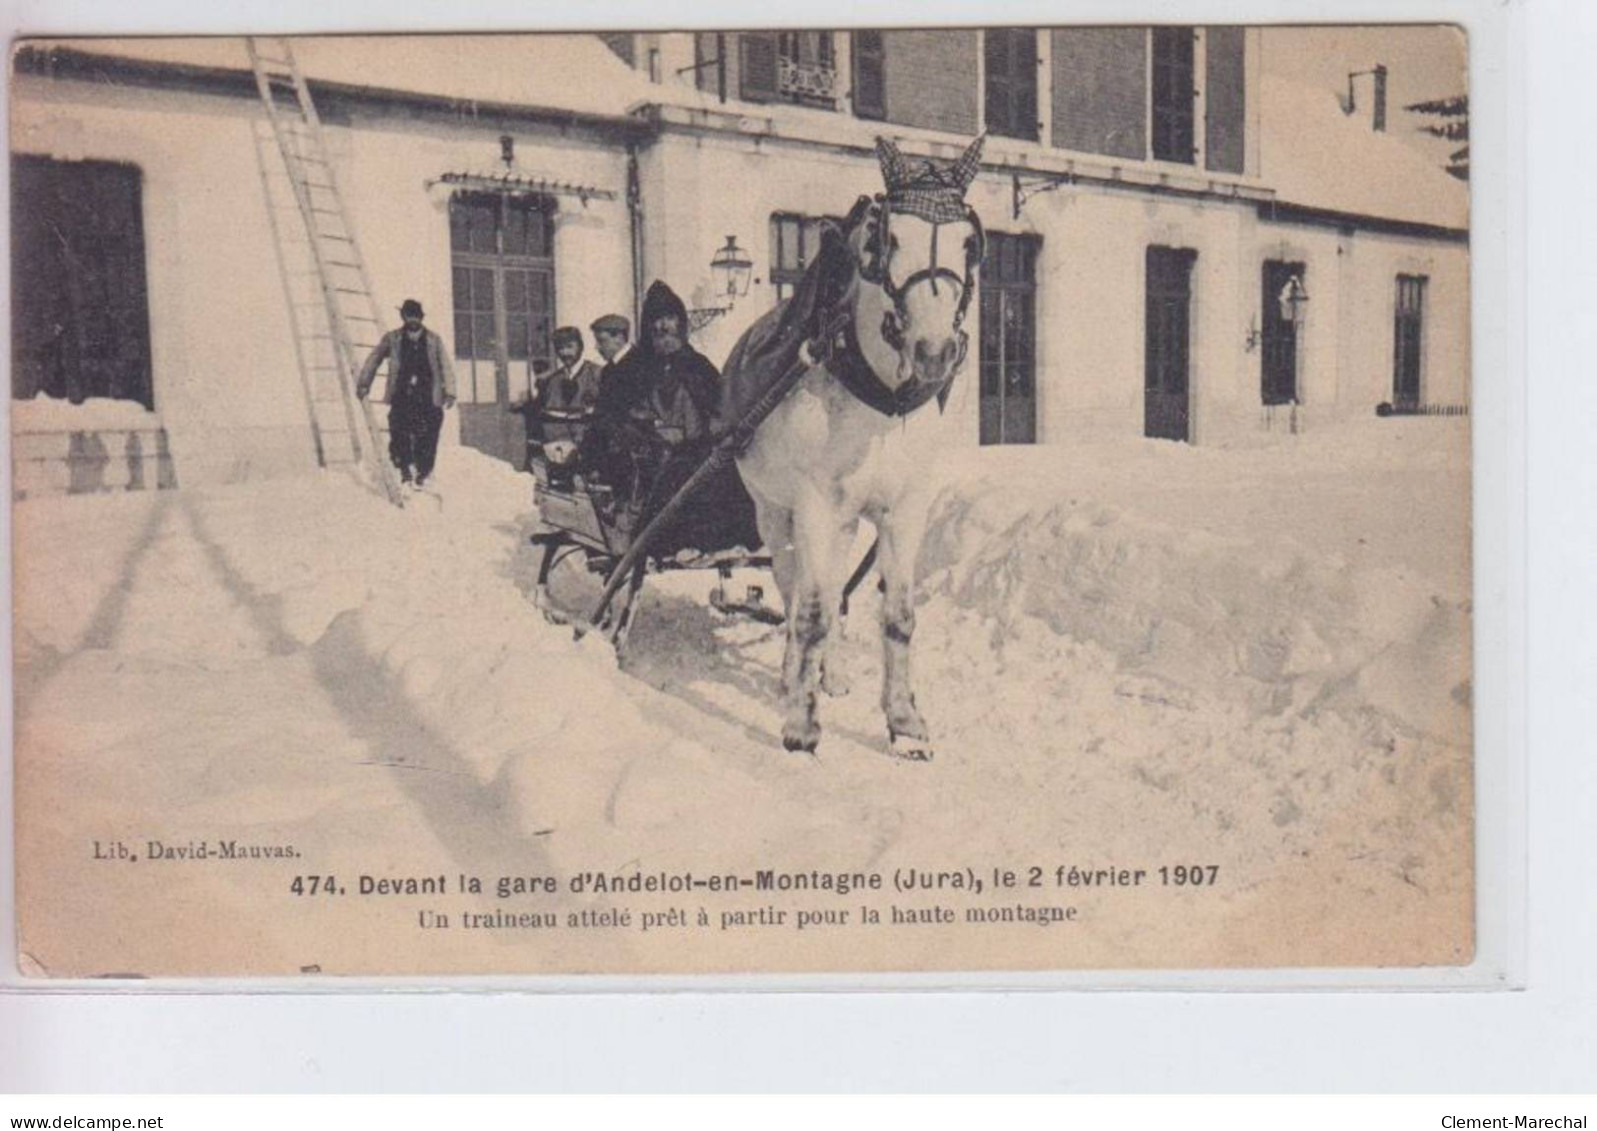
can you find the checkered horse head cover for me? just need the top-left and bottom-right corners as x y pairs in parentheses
(874, 134), (986, 224)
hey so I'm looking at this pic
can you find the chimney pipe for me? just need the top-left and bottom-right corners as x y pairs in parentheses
(1343, 64), (1390, 132)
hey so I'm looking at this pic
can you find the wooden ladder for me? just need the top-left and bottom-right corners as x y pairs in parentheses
(246, 36), (404, 506)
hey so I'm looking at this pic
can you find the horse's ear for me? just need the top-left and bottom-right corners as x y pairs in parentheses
(951, 133), (986, 193)
(875, 137), (908, 187)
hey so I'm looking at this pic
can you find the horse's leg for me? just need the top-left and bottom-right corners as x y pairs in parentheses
(781, 493), (849, 753)
(819, 516), (860, 699)
(877, 507), (932, 761)
(752, 497), (795, 616)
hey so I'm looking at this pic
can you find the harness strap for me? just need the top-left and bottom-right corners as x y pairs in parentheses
(828, 318), (952, 418)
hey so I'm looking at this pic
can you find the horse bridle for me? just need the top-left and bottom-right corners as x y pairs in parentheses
(857, 194), (985, 356)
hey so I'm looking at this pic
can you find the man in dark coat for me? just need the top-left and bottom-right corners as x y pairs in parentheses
(591, 282), (720, 443)
(585, 281), (757, 554)
(356, 298), (457, 488)
(511, 326), (600, 469)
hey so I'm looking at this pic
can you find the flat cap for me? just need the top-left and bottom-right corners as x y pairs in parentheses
(590, 313), (631, 335)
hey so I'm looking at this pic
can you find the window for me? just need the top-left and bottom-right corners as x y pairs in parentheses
(852, 30), (886, 120)
(1393, 274), (1427, 407)
(1151, 27), (1197, 164)
(11, 155), (153, 409)
(769, 213), (841, 304)
(779, 32), (839, 106)
(978, 232), (1040, 445)
(985, 28), (1039, 141)
(738, 32), (838, 106)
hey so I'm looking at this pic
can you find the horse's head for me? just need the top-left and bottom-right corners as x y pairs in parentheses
(849, 135), (986, 394)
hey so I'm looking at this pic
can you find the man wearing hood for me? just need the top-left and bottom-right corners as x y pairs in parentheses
(585, 281), (757, 554)
(591, 281), (720, 443)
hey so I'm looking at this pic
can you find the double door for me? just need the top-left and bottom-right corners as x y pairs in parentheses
(449, 192), (557, 467)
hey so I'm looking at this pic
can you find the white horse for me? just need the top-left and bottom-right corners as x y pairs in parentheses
(727, 135), (985, 759)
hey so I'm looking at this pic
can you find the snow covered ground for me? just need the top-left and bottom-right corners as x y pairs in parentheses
(12, 421), (1472, 977)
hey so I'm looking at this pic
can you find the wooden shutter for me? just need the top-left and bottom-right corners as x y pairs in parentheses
(740, 32), (779, 102)
(1050, 28), (1148, 159)
(1151, 27), (1196, 164)
(984, 30), (1010, 135)
(853, 30), (886, 119)
(1204, 26), (1246, 173)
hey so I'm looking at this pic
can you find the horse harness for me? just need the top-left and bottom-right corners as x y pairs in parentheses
(820, 193), (985, 418)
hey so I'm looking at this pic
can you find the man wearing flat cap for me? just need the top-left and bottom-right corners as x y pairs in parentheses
(356, 298), (456, 488)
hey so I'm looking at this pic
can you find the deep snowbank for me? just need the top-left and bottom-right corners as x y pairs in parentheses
(919, 444), (1470, 742)
(14, 421), (1474, 969)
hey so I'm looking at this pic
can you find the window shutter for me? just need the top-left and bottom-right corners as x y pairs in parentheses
(740, 32), (779, 103)
(1050, 28), (1147, 159)
(1204, 26), (1246, 173)
(853, 31), (886, 119)
(984, 29), (1012, 135)
(985, 29), (1038, 141)
(1151, 27), (1196, 164)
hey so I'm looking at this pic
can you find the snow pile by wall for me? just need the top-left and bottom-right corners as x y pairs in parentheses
(918, 441), (1470, 744)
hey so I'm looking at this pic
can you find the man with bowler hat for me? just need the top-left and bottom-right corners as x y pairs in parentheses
(356, 298), (457, 488)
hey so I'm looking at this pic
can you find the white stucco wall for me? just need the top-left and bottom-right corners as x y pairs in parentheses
(11, 74), (633, 487)
(641, 125), (1470, 451)
(12, 67), (1471, 489)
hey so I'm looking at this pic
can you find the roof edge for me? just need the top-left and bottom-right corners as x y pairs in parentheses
(12, 43), (657, 143)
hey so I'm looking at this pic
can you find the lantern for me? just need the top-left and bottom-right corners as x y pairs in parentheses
(709, 235), (754, 300)
(1278, 274), (1309, 323)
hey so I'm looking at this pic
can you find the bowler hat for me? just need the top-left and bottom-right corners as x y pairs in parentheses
(590, 313), (630, 336)
(399, 299), (425, 318)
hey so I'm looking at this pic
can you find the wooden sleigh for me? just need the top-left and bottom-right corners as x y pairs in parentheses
(526, 406), (784, 654)
(526, 316), (878, 657)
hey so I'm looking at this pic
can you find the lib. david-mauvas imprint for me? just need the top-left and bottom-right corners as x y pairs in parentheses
(10, 26), (1473, 978)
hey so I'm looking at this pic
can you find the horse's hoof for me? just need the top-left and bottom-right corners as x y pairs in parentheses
(783, 733), (819, 754)
(889, 731), (934, 762)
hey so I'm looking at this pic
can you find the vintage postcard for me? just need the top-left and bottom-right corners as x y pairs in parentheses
(8, 25), (1474, 979)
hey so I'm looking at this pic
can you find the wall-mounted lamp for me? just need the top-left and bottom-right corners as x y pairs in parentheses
(689, 235), (755, 330)
(499, 135), (515, 169)
(1278, 274), (1309, 323)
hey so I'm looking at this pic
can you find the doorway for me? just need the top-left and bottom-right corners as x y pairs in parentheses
(1144, 245), (1196, 442)
(448, 192), (556, 466)
(1393, 273), (1427, 409)
(1261, 259), (1305, 406)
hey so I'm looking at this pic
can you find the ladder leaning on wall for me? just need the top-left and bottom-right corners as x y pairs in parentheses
(246, 36), (404, 507)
